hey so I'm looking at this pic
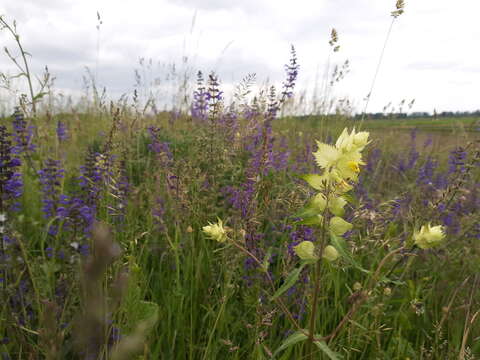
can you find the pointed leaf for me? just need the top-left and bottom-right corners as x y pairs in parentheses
(272, 330), (308, 358)
(271, 263), (308, 300)
(297, 215), (323, 226)
(330, 234), (370, 274)
(300, 174), (325, 190)
(313, 337), (343, 359)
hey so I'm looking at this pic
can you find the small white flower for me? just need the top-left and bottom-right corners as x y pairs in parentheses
(0, 213), (6, 222)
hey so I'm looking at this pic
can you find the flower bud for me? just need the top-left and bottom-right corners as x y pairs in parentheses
(322, 245), (339, 262)
(294, 241), (318, 261)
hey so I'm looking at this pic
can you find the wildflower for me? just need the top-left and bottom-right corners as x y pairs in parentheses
(12, 107), (36, 154)
(335, 128), (369, 153)
(322, 245), (339, 262)
(413, 223), (446, 249)
(56, 120), (68, 142)
(0, 125), (23, 212)
(302, 172), (352, 194)
(293, 241), (318, 261)
(203, 218), (227, 243)
(38, 159), (65, 220)
(312, 128), (369, 183)
(329, 216), (353, 236)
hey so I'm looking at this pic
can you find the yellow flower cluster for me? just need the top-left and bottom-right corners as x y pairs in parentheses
(312, 128), (369, 187)
(294, 128), (370, 262)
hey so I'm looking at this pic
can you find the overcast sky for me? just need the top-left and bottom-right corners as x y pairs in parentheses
(1, 0), (479, 114)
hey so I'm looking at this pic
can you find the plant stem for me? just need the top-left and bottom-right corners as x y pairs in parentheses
(0, 18), (37, 116)
(307, 260), (321, 359)
(307, 194), (329, 359)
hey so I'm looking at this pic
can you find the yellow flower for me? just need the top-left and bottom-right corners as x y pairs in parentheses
(294, 241), (318, 261)
(202, 218), (227, 243)
(312, 128), (369, 184)
(322, 245), (339, 262)
(336, 128), (370, 153)
(352, 130), (370, 150)
(313, 142), (341, 169)
(347, 161), (360, 174)
(413, 223), (445, 249)
(329, 216), (353, 236)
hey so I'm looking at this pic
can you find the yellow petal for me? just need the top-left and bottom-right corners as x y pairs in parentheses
(313, 142), (340, 169)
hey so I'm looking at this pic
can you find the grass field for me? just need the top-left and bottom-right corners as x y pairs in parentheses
(0, 100), (478, 359)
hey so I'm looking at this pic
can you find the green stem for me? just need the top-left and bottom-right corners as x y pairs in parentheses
(307, 192), (330, 359)
(0, 18), (36, 116)
(307, 260), (321, 359)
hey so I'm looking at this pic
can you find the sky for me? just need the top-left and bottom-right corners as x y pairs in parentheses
(1, 0), (479, 114)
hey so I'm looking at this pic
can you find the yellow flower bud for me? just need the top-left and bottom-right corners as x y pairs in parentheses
(202, 219), (227, 243)
(311, 193), (327, 212)
(322, 245), (339, 262)
(328, 196), (347, 217)
(293, 241), (318, 261)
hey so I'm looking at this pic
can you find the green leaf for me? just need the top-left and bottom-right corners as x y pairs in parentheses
(330, 234), (370, 274)
(272, 331), (343, 359)
(10, 72), (27, 79)
(271, 263), (308, 300)
(293, 205), (319, 219)
(33, 91), (47, 101)
(313, 337), (343, 359)
(300, 174), (325, 190)
(297, 215), (323, 226)
(272, 330), (307, 358)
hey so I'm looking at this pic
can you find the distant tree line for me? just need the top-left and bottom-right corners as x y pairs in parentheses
(354, 110), (480, 120)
